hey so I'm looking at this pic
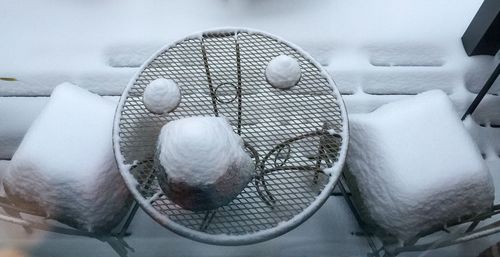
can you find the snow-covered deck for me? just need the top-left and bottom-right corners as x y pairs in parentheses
(1, 0), (499, 256)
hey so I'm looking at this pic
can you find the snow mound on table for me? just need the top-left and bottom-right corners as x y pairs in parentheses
(346, 90), (494, 241)
(143, 78), (181, 114)
(265, 55), (301, 89)
(156, 116), (254, 211)
(2, 83), (131, 233)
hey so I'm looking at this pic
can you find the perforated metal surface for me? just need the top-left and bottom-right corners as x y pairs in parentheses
(114, 29), (348, 245)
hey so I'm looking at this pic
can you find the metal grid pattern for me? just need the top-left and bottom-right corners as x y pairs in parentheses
(115, 29), (347, 243)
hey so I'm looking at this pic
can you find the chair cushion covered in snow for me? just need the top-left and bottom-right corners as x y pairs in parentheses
(346, 90), (494, 241)
(2, 83), (131, 233)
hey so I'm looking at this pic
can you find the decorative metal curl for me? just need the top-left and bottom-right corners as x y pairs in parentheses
(253, 128), (342, 207)
(214, 82), (238, 104)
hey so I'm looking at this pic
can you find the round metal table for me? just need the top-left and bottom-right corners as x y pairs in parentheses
(113, 28), (349, 245)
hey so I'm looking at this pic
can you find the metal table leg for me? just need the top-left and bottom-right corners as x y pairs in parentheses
(462, 62), (500, 120)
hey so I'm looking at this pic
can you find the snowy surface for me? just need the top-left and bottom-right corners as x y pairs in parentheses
(0, 0), (496, 96)
(2, 84), (131, 233)
(265, 55), (301, 89)
(156, 116), (253, 210)
(1, 0), (500, 158)
(0, 159), (499, 257)
(465, 117), (500, 160)
(143, 78), (181, 114)
(1, 0), (500, 256)
(0, 97), (47, 159)
(346, 90), (495, 241)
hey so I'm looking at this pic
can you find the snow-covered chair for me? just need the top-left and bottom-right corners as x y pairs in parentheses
(0, 83), (135, 256)
(342, 90), (499, 257)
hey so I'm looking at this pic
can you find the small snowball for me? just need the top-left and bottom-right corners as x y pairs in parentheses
(265, 55), (301, 89)
(143, 78), (181, 114)
(156, 116), (254, 211)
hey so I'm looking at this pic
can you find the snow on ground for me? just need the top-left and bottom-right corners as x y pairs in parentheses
(0, 191), (372, 257)
(0, 97), (47, 159)
(1, 0), (500, 256)
(1, 158), (500, 257)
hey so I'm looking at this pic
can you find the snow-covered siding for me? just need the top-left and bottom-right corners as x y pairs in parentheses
(1, 0), (499, 160)
(2, 93), (498, 160)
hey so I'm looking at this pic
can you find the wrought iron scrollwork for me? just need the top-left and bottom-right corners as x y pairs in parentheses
(251, 126), (342, 207)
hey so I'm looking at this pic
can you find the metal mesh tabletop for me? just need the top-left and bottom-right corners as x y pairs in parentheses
(113, 28), (349, 245)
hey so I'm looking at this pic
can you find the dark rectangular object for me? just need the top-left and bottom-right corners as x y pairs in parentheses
(462, 0), (500, 56)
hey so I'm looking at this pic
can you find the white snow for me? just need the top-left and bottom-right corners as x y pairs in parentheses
(156, 116), (254, 210)
(265, 55), (301, 89)
(2, 83), (131, 233)
(0, 0), (495, 99)
(0, 0), (499, 255)
(346, 90), (495, 241)
(464, 117), (500, 160)
(0, 97), (48, 159)
(464, 52), (500, 94)
(143, 78), (181, 114)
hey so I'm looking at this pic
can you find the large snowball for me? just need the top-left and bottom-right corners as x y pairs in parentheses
(156, 116), (254, 211)
(143, 78), (181, 114)
(346, 90), (494, 241)
(2, 83), (131, 233)
(265, 55), (301, 89)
